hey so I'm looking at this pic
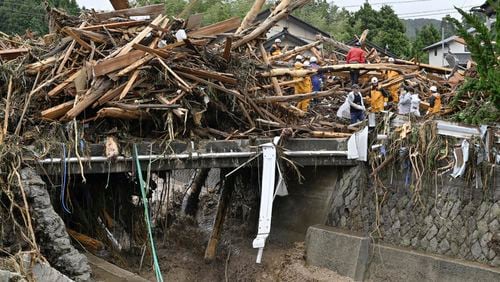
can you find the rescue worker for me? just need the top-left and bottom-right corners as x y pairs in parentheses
(293, 62), (312, 111)
(398, 86), (412, 115)
(347, 84), (366, 123)
(368, 77), (388, 113)
(385, 57), (401, 104)
(410, 91), (421, 117)
(269, 38), (282, 56)
(346, 41), (365, 85)
(426, 86), (442, 115)
(310, 56), (323, 92)
(295, 54), (304, 64)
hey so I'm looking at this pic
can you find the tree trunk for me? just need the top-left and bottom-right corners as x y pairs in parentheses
(184, 168), (210, 216)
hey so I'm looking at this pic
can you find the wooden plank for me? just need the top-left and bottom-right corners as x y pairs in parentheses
(116, 54), (153, 77)
(41, 100), (75, 120)
(81, 20), (146, 31)
(62, 80), (112, 121)
(173, 66), (237, 85)
(258, 42), (283, 96)
(109, 0), (130, 10)
(222, 37), (232, 62)
(96, 107), (149, 119)
(188, 17), (241, 37)
(62, 28), (94, 52)
(0, 48), (29, 60)
(119, 70), (139, 100)
(311, 131), (352, 138)
(48, 69), (81, 97)
(204, 170), (234, 261)
(132, 43), (170, 58)
(94, 82), (128, 107)
(110, 14), (165, 58)
(93, 50), (145, 76)
(94, 4), (164, 21)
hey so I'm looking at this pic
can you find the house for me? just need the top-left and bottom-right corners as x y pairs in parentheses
(423, 36), (470, 67)
(254, 10), (331, 54)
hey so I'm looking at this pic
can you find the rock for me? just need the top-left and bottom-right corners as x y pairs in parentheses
(472, 241), (482, 259)
(439, 239), (450, 254)
(449, 201), (462, 220)
(428, 237), (438, 253)
(491, 202), (500, 219)
(476, 202), (490, 220)
(489, 219), (499, 232)
(437, 226), (448, 240)
(480, 232), (492, 249)
(441, 201), (453, 218)
(0, 270), (26, 282)
(426, 225), (438, 240)
(477, 220), (489, 236)
(411, 237), (419, 247)
(488, 249), (496, 260)
(424, 215), (433, 226)
(420, 238), (429, 249)
(392, 220), (400, 231)
(450, 242), (459, 255)
(492, 256), (500, 267)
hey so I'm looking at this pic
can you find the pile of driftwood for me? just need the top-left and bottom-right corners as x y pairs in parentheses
(0, 0), (470, 143)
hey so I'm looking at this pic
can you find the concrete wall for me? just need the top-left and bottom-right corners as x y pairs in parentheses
(306, 225), (500, 282)
(428, 41), (467, 66)
(326, 165), (500, 268)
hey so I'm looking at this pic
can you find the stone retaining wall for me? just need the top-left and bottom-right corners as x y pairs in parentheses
(326, 164), (500, 267)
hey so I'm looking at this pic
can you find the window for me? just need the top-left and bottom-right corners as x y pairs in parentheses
(434, 49), (437, 56)
(464, 45), (469, 52)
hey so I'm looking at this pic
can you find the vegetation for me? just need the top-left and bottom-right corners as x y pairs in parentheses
(409, 24), (441, 63)
(0, 0), (79, 36)
(446, 0), (499, 124)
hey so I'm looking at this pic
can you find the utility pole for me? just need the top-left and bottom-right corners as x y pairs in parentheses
(441, 26), (445, 66)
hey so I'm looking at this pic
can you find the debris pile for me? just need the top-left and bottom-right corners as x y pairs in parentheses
(0, 1), (479, 145)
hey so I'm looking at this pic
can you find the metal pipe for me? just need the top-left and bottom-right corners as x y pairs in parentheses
(36, 150), (348, 164)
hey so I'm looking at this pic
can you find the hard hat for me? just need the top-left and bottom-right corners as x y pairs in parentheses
(303, 61), (310, 67)
(275, 38), (281, 43)
(355, 41), (361, 46)
(371, 77), (379, 84)
(295, 54), (303, 61)
(310, 56), (317, 63)
(430, 86), (437, 92)
(294, 62), (303, 69)
(388, 57), (395, 63)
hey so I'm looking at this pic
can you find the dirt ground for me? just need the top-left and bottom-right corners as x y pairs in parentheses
(128, 219), (351, 282)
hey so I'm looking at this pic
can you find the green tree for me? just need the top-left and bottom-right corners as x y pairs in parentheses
(446, 0), (499, 123)
(0, 0), (79, 35)
(410, 24), (441, 63)
(350, 3), (411, 58)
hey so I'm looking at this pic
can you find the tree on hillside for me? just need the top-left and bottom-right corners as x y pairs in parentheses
(0, 0), (79, 35)
(410, 24), (441, 63)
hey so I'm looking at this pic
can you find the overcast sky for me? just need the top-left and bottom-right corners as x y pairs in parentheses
(76, 0), (486, 20)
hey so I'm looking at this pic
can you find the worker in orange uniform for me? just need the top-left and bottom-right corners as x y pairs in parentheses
(426, 86), (442, 115)
(293, 62), (312, 111)
(269, 38), (282, 56)
(386, 57), (401, 105)
(368, 77), (388, 113)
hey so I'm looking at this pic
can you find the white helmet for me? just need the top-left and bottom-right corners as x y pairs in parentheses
(371, 77), (379, 84)
(430, 86), (437, 92)
(388, 57), (395, 63)
(275, 38), (281, 43)
(303, 61), (310, 67)
(295, 54), (304, 61)
(310, 56), (317, 63)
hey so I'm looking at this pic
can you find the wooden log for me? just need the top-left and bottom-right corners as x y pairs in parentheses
(259, 68), (315, 77)
(177, 72), (244, 100)
(394, 58), (453, 74)
(109, 0), (130, 10)
(249, 78), (303, 91)
(255, 88), (341, 103)
(189, 17), (241, 37)
(96, 107), (149, 119)
(223, 37), (232, 62)
(311, 131), (352, 138)
(25, 56), (57, 74)
(94, 81), (128, 107)
(67, 229), (105, 253)
(236, 0), (266, 34)
(268, 40), (322, 61)
(232, 0), (311, 49)
(41, 100), (75, 120)
(94, 4), (164, 21)
(204, 169), (235, 261)
(258, 42), (283, 96)
(316, 35), (350, 52)
(173, 66), (237, 85)
(184, 168), (210, 216)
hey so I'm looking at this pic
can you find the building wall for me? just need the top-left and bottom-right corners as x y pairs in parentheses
(267, 19), (319, 43)
(326, 165), (500, 268)
(427, 41), (468, 66)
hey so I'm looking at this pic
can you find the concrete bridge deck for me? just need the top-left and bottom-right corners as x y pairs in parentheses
(29, 138), (356, 175)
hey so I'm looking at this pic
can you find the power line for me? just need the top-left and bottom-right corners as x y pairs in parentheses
(397, 5), (475, 16)
(339, 0), (433, 8)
